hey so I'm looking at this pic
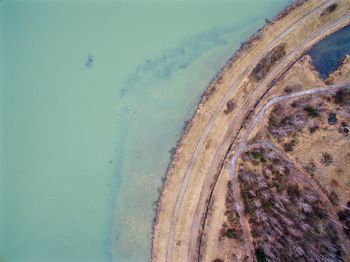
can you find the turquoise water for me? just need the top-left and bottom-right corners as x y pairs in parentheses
(310, 24), (350, 78)
(0, 0), (290, 261)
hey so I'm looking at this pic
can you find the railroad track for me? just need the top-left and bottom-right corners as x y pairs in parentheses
(154, 1), (350, 261)
(188, 9), (350, 262)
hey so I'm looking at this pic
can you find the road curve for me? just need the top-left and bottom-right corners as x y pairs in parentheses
(154, 1), (350, 261)
(230, 82), (350, 174)
(187, 12), (350, 262)
(228, 83), (350, 260)
(167, 1), (335, 260)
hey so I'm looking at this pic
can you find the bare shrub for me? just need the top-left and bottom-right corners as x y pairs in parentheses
(250, 43), (286, 81)
(239, 153), (343, 261)
(321, 3), (338, 16)
(224, 99), (236, 114)
(321, 152), (333, 166)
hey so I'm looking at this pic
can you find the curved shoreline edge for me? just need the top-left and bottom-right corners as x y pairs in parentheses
(150, 0), (338, 260)
(151, 0), (307, 256)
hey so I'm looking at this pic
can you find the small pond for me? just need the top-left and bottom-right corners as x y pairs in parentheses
(310, 24), (350, 79)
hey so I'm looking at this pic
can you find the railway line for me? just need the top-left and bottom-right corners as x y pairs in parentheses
(153, 1), (350, 261)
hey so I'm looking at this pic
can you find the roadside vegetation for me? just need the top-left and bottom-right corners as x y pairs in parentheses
(224, 99), (236, 114)
(338, 202), (350, 239)
(333, 88), (350, 106)
(268, 88), (350, 144)
(220, 182), (242, 241)
(250, 43), (287, 81)
(321, 3), (338, 17)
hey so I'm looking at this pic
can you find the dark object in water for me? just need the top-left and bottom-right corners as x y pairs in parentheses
(86, 54), (94, 68)
(328, 113), (337, 125)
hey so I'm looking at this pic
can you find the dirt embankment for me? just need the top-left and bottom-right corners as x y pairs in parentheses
(152, 0), (350, 261)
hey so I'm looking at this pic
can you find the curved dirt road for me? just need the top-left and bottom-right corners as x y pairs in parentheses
(228, 83), (350, 259)
(187, 12), (350, 262)
(153, 2), (350, 262)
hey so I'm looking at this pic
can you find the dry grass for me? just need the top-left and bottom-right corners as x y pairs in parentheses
(266, 88), (350, 205)
(199, 164), (247, 262)
(152, 1), (350, 261)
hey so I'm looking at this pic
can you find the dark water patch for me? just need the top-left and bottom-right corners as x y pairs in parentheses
(120, 26), (240, 96)
(310, 24), (350, 79)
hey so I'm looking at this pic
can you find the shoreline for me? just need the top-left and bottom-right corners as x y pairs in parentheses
(151, 0), (308, 254)
(151, 0), (349, 261)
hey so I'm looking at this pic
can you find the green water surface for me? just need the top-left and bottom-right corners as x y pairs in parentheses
(0, 0), (290, 261)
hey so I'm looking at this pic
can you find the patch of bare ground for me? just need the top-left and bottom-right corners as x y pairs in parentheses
(277, 54), (325, 94)
(199, 165), (247, 262)
(237, 144), (344, 261)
